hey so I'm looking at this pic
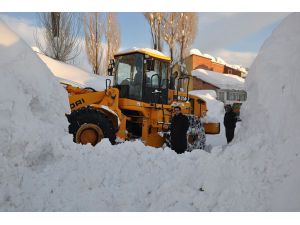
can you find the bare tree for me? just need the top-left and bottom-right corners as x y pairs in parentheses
(144, 12), (164, 52)
(161, 12), (180, 64)
(35, 12), (81, 62)
(84, 12), (105, 75)
(177, 12), (198, 72)
(104, 12), (120, 73)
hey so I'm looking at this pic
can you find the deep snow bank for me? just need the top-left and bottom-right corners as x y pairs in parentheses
(189, 90), (227, 146)
(0, 19), (70, 165)
(206, 13), (300, 211)
(0, 19), (217, 211)
(0, 19), (70, 210)
(189, 90), (223, 123)
(237, 12), (300, 210)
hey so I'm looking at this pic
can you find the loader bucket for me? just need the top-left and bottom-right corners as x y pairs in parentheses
(203, 122), (220, 134)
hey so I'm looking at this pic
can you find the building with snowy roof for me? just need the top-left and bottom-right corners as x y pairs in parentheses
(192, 69), (247, 108)
(185, 49), (247, 77)
(172, 48), (247, 107)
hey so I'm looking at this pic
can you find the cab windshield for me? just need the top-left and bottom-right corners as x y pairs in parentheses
(115, 53), (169, 104)
(115, 53), (144, 101)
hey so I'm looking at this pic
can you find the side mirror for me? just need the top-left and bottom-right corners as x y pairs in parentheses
(107, 59), (115, 76)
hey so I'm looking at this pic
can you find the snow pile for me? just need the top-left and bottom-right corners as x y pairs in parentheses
(189, 90), (223, 123)
(192, 68), (245, 90)
(0, 19), (218, 211)
(0, 19), (70, 165)
(32, 48), (112, 91)
(235, 13), (300, 210)
(202, 12), (300, 211)
(189, 90), (226, 146)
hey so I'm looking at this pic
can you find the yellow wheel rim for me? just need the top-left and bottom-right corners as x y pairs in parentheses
(76, 123), (104, 146)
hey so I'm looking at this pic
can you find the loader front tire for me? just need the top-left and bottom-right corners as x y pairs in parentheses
(67, 107), (116, 146)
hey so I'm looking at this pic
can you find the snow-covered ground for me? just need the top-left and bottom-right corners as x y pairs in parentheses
(1, 13), (300, 212)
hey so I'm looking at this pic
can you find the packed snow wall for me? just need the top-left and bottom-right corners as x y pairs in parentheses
(237, 12), (300, 210)
(0, 19), (70, 164)
(197, 12), (300, 211)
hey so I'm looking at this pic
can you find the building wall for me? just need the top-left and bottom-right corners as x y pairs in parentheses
(185, 54), (243, 77)
(211, 62), (224, 73)
(192, 77), (219, 90)
(192, 55), (213, 71)
(224, 65), (242, 76)
(176, 55), (244, 91)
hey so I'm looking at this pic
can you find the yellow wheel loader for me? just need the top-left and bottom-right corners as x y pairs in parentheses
(65, 48), (220, 150)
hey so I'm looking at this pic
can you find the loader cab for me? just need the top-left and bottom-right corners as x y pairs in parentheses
(114, 49), (170, 104)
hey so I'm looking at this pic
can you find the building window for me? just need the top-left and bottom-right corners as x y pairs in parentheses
(227, 91), (239, 101)
(227, 90), (247, 101)
(217, 91), (225, 102)
(227, 92), (233, 101)
(234, 92), (239, 100)
(239, 91), (247, 101)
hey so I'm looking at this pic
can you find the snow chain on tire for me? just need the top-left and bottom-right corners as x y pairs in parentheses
(186, 115), (206, 151)
(67, 107), (116, 145)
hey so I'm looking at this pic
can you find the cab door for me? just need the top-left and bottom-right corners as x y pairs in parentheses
(143, 58), (169, 104)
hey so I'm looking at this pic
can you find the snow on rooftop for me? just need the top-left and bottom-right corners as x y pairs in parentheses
(189, 49), (247, 72)
(203, 53), (216, 62)
(189, 90), (223, 123)
(190, 89), (217, 99)
(32, 48), (112, 91)
(192, 68), (245, 90)
(216, 57), (226, 65)
(189, 48), (202, 56)
(230, 64), (247, 74)
(116, 47), (169, 58)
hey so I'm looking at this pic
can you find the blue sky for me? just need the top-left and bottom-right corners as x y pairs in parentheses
(0, 12), (290, 69)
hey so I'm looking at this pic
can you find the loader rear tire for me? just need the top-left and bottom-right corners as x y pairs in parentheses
(67, 107), (116, 146)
